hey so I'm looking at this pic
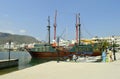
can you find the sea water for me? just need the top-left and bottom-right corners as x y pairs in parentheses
(0, 51), (50, 75)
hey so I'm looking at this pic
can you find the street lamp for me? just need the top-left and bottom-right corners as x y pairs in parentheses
(111, 36), (116, 60)
(9, 40), (11, 61)
(57, 37), (60, 63)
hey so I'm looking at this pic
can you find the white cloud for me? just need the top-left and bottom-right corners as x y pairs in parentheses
(19, 29), (26, 33)
(36, 37), (41, 41)
(0, 29), (15, 34)
(6, 30), (15, 34)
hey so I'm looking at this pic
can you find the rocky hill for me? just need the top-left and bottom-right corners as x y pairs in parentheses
(0, 32), (39, 44)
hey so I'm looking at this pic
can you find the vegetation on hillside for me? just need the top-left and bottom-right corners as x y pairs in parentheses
(0, 32), (40, 44)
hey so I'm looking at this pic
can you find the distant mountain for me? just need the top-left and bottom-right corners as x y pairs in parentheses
(0, 32), (40, 44)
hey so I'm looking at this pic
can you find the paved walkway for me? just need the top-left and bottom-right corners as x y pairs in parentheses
(0, 60), (120, 79)
(0, 52), (120, 79)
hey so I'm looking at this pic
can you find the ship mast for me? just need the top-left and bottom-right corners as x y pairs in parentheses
(47, 16), (50, 45)
(76, 14), (78, 43)
(54, 10), (57, 41)
(78, 13), (81, 45)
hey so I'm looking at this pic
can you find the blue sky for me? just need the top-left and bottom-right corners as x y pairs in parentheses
(0, 0), (120, 41)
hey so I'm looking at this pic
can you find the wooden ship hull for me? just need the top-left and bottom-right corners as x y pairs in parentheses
(26, 44), (75, 59)
(27, 44), (102, 59)
(28, 51), (75, 59)
(69, 44), (102, 56)
(27, 49), (101, 59)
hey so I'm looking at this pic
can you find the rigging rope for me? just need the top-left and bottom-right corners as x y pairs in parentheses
(82, 23), (94, 38)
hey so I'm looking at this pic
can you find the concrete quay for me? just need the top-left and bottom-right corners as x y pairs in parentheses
(0, 60), (120, 79)
(0, 52), (120, 79)
(0, 59), (18, 69)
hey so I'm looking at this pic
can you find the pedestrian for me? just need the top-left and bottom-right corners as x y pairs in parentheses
(108, 49), (113, 62)
(106, 49), (109, 62)
(72, 54), (77, 62)
(102, 49), (107, 62)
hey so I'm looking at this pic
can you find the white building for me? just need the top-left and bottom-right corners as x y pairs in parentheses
(4, 42), (15, 49)
(92, 36), (120, 51)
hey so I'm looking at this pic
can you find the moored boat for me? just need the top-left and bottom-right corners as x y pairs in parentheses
(26, 12), (102, 59)
(27, 43), (102, 59)
(27, 44), (75, 59)
(69, 44), (102, 56)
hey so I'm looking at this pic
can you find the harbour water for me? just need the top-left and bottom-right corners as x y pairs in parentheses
(0, 51), (50, 75)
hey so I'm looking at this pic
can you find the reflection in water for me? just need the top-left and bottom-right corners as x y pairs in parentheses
(0, 67), (18, 75)
(0, 51), (51, 75)
(29, 58), (51, 66)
